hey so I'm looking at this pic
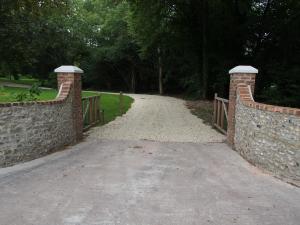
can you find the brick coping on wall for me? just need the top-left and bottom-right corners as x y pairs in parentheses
(237, 84), (300, 117)
(0, 81), (72, 108)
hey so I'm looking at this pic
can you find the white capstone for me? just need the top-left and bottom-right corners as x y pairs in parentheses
(54, 65), (83, 74)
(229, 65), (258, 74)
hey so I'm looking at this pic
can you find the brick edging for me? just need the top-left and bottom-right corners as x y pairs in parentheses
(0, 81), (72, 108)
(237, 84), (300, 117)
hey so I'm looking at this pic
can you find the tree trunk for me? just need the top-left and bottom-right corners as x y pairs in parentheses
(202, 0), (208, 99)
(131, 65), (136, 93)
(157, 47), (163, 95)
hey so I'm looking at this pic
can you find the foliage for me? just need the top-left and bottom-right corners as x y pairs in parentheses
(0, 0), (72, 76)
(14, 83), (42, 101)
(0, 0), (299, 107)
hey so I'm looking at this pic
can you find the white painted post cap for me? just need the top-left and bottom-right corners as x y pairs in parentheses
(229, 65), (258, 74)
(54, 65), (83, 74)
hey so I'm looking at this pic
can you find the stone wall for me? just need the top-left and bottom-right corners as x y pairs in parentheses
(0, 81), (77, 167)
(234, 84), (300, 184)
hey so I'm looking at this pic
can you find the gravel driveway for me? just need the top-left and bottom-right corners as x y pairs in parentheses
(91, 94), (225, 143)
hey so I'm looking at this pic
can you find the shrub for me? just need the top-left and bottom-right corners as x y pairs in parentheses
(15, 83), (42, 102)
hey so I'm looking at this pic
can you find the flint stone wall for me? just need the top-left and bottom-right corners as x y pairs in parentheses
(0, 86), (75, 167)
(235, 97), (300, 183)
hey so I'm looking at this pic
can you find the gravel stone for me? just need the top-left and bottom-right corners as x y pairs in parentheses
(90, 94), (225, 143)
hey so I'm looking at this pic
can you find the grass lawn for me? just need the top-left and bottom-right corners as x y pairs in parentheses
(83, 91), (134, 124)
(0, 87), (57, 102)
(0, 76), (39, 86)
(0, 86), (134, 125)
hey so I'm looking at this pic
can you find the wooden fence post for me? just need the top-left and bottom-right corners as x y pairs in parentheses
(213, 93), (217, 123)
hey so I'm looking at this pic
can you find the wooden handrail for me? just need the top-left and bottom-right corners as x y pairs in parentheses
(215, 96), (229, 103)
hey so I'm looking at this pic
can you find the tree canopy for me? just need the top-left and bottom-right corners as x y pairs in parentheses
(0, 0), (299, 106)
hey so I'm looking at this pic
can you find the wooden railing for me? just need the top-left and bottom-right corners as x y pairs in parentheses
(82, 95), (103, 131)
(213, 93), (229, 134)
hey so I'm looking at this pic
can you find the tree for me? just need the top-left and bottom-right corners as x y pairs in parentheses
(0, 0), (299, 106)
(0, 0), (71, 78)
(127, 0), (176, 95)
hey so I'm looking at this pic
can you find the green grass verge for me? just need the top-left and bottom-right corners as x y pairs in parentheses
(84, 91), (133, 124)
(0, 86), (134, 125)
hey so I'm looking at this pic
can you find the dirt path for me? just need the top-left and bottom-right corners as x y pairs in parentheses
(90, 94), (225, 143)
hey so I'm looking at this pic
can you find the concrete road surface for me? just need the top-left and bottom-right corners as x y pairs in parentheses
(0, 139), (299, 225)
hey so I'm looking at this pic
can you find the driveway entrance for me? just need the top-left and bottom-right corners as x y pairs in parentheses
(0, 94), (299, 225)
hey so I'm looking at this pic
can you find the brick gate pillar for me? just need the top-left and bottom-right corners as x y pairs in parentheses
(227, 66), (258, 147)
(55, 65), (83, 142)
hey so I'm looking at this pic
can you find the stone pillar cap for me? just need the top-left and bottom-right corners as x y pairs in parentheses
(229, 65), (258, 74)
(54, 65), (83, 74)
